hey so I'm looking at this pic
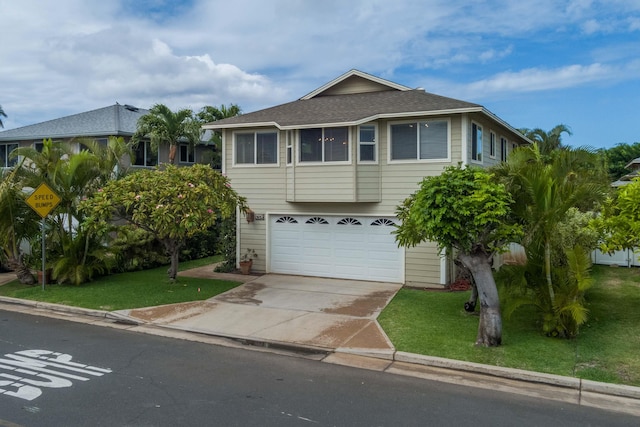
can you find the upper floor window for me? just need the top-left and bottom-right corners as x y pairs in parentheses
(235, 131), (278, 165)
(500, 137), (508, 162)
(358, 125), (377, 163)
(471, 123), (483, 162)
(489, 131), (496, 158)
(133, 141), (158, 167)
(179, 144), (195, 164)
(300, 127), (349, 163)
(1, 143), (19, 168)
(389, 120), (448, 161)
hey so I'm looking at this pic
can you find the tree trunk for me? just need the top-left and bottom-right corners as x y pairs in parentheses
(168, 144), (177, 164)
(162, 239), (180, 281)
(458, 252), (502, 347)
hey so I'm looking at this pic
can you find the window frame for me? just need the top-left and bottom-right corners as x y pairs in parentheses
(387, 118), (451, 163)
(179, 143), (195, 164)
(297, 127), (351, 165)
(232, 130), (279, 167)
(357, 124), (378, 164)
(132, 140), (158, 167)
(1, 143), (19, 168)
(471, 122), (483, 163)
(500, 136), (508, 162)
(489, 131), (496, 159)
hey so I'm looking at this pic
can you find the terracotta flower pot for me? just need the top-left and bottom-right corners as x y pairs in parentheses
(239, 260), (252, 275)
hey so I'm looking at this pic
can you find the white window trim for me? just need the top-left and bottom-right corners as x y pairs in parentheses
(232, 130), (280, 168)
(489, 131), (496, 159)
(500, 136), (508, 162)
(357, 123), (378, 164)
(286, 130), (293, 167)
(296, 127), (352, 166)
(387, 118), (451, 164)
(470, 121), (483, 164)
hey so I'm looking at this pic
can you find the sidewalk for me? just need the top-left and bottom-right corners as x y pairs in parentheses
(0, 266), (639, 416)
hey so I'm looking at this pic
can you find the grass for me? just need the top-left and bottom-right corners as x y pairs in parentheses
(0, 256), (241, 311)
(378, 265), (640, 387)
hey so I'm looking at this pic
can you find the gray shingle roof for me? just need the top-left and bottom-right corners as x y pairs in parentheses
(0, 104), (149, 141)
(204, 89), (482, 129)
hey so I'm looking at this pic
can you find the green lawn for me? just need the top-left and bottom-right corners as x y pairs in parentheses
(0, 256), (241, 311)
(378, 265), (640, 387)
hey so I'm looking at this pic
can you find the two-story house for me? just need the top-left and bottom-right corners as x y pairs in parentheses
(206, 70), (529, 287)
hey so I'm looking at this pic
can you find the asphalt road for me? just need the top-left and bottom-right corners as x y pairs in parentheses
(0, 309), (637, 427)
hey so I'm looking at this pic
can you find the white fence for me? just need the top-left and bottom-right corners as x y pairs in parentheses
(591, 248), (640, 267)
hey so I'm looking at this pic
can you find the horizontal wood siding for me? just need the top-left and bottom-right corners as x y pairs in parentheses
(466, 112), (527, 167)
(292, 165), (355, 202)
(320, 76), (393, 96)
(405, 242), (442, 287)
(356, 165), (381, 201)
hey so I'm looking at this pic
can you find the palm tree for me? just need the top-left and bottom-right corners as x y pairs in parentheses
(196, 104), (242, 169)
(10, 139), (115, 284)
(132, 104), (200, 164)
(492, 143), (609, 336)
(0, 105), (7, 128)
(519, 124), (572, 156)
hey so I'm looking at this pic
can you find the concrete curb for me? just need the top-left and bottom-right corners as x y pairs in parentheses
(1, 296), (639, 415)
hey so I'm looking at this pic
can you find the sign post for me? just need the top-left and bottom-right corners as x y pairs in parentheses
(25, 183), (61, 290)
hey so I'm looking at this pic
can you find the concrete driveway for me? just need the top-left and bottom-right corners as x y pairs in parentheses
(121, 274), (402, 354)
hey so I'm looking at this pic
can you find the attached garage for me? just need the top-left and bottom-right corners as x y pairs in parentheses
(269, 214), (404, 283)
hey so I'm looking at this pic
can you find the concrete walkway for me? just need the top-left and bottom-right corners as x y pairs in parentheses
(117, 273), (400, 356)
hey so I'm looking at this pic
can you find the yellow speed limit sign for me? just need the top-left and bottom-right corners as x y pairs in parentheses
(26, 183), (61, 218)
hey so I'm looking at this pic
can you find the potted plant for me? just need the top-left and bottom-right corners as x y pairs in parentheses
(239, 248), (257, 275)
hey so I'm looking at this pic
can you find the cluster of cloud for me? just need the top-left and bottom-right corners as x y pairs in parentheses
(0, 0), (638, 131)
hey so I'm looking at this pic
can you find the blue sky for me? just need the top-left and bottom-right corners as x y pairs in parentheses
(1, 0), (639, 148)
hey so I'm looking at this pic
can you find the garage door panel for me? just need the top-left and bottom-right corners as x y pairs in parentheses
(269, 215), (403, 283)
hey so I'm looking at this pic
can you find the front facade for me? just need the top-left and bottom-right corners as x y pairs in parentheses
(0, 104), (213, 169)
(204, 70), (529, 287)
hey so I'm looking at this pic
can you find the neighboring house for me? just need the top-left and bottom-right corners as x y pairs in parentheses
(611, 157), (640, 187)
(204, 69), (529, 287)
(0, 104), (212, 168)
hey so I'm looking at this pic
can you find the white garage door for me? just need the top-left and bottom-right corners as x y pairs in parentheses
(269, 214), (403, 283)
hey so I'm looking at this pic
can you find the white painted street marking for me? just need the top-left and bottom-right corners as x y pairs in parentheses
(0, 350), (112, 401)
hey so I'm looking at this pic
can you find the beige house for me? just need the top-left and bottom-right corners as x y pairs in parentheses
(204, 70), (529, 287)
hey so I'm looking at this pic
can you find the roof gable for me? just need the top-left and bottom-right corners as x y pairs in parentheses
(301, 69), (411, 99)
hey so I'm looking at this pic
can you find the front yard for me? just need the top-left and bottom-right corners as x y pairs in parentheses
(378, 264), (640, 386)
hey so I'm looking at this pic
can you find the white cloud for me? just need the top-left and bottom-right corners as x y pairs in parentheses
(0, 0), (639, 134)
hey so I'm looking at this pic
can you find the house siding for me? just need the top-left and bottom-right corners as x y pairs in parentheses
(224, 115), (464, 286)
(319, 75), (395, 96)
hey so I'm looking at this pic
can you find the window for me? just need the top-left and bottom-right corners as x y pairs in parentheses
(34, 141), (44, 153)
(133, 141), (158, 167)
(500, 137), (508, 161)
(390, 120), (448, 161)
(489, 132), (496, 158)
(286, 131), (293, 166)
(235, 131), (277, 165)
(179, 144), (195, 163)
(358, 124), (376, 162)
(300, 127), (349, 163)
(1, 143), (19, 168)
(471, 123), (483, 162)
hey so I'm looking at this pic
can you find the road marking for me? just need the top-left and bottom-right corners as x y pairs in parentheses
(0, 350), (112, 401)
